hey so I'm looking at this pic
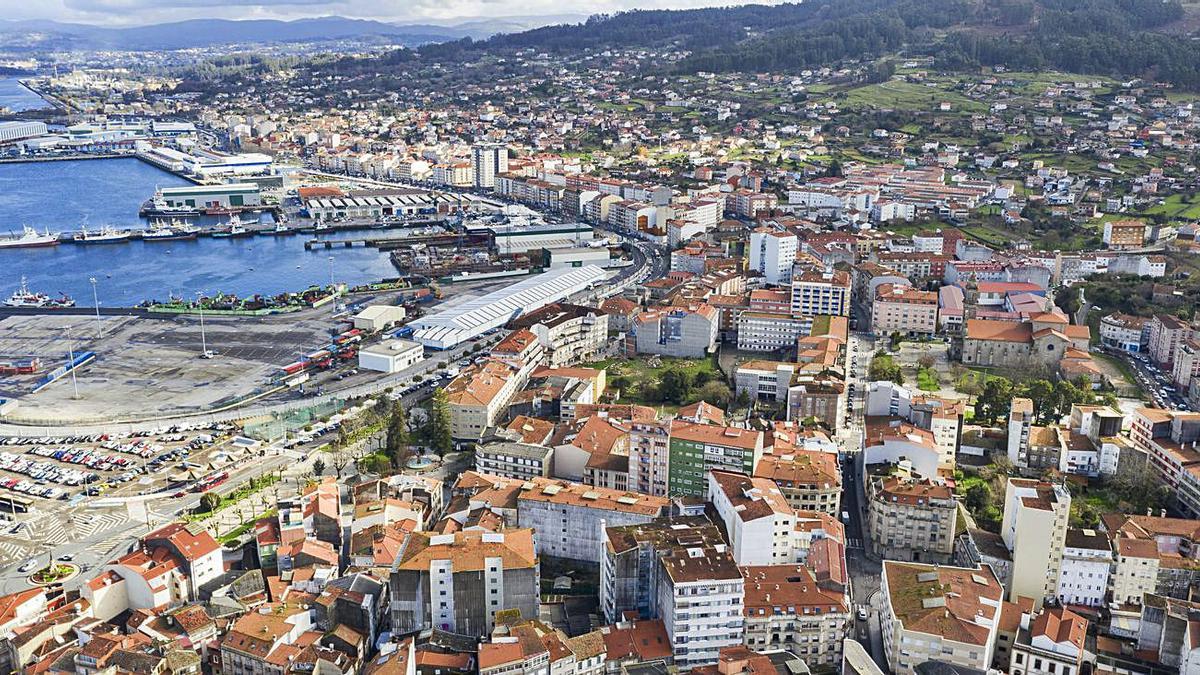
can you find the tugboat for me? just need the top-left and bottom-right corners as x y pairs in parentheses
(73, 224), (131, 244)
(3, 277), (75, 308)
(0, 226), (60, 249)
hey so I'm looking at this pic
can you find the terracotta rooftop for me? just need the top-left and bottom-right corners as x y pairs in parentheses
(397, 529), (538, 573)
(883, 561), (1003, 647)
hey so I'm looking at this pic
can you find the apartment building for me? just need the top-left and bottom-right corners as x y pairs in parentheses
(1130, 407), (1200, 505)
(741, 564), (850, 668)
(628, 420), (671, 497)
(748, 228), (798, 285)
(1055, 528), (1112, 608)
(667, 421), (765, 497)
(219, 604), (316, 675)
(1171, 338), (1200, 391)
(1100, 313), (1150, 353)
(870, 283), (939, 336)
(880, 561), (1003, 675)
(1103, 513), (1200, 603)
(753, 450), (840, 515)
(632, 305), (719, 358)
(708, 470), (799, 565)
(1008, 607), (1089, 675)
(1103, 219), (1147, 250)
(510, 303), (609, 368)
(736, 312), (812, 352)
(791, 270), (851, 317)
(389, 530), (540, 638)
(516, 477), (669, 563)
(446, 360), (527, 441)
(474, 442), (554, 481)
(1148, 314), (1194, 367)
(734, 360), (797, 402)
(600, 516), (724, 623)
(864, 382), (963, 472)
(1007, 398), (1035, 468)
(599, 515), (744, 668)
(866, 473), (958, 563)
(1001, 479), (1071, 607)
(473, 142), (509, 189)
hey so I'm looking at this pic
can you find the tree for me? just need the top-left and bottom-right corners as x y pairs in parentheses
(694, 381), (733, 408)
(918, 353), (936, 370)
(312, 458), (326, 476)
(975, 378), (1014, 425)
(386, 400), (411, 468)
(964, 482), (992, 513)
(1022, 379), (1056, 424)
(428, 388), (453, 455)
(200, 492), (221, 513)
(868, 354), (903, 384)
(658, 367), (693, 404)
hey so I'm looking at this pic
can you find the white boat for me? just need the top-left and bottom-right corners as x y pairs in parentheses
(0, 226), (59, 249)
(2, 277), (75, 309)
(141, 219), (198, 241)
(74, 225), (131, 244)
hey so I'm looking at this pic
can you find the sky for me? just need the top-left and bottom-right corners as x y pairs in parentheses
(0, 0), (777, 26)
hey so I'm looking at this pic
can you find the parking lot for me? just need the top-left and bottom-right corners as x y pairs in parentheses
(1110, 347), (1195, 411)
(0, 425), (236, 507)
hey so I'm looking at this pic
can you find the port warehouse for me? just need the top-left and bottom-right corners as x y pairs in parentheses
(474, 221), (597, 254)
(409, 265), (607, 349)
(301, 188), (449, 220)
(158, 183), (263, 208)
(0, 121), (49, 144)
(139, 145), (272, 177)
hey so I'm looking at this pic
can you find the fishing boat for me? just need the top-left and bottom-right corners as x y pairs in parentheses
(140, 189), (201, 218)
(73, 224), (131, 244)
(211, 216), (253, 239)
(141, 219), (199, 242)
(2, 277), (75, 308)
(261, 222), (292, 236)
(0, 226), (59, 249)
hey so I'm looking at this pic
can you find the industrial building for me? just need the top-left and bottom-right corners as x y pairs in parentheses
(410, 266), (608, 349)
(158, 184), (262, 209)
(477, 221), (595, 254)
(303, 188), (443, 220)
(0, 121), (48, 144)
(357, 340), (424, 374)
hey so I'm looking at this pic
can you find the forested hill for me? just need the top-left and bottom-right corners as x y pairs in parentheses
(418, 0), (1200, 89)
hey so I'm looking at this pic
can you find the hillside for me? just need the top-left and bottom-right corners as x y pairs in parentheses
(417, 0), (1200, 88)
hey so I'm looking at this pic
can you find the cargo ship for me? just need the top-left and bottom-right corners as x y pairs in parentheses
(0, 226), (59, 249)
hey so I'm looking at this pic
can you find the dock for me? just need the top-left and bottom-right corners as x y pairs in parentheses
(304, 231), (489, 251)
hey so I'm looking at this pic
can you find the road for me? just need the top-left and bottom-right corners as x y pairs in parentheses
(840, 331), (888, 671)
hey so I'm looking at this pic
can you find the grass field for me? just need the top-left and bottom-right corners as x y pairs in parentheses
(841, 80), (988, 113)
(1141, 193), (1200, 221)
(917, 367), (940, 392)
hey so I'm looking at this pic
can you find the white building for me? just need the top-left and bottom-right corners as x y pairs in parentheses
(358, 340), (424, 374)
(707, 470), (797, 565)
(748, 228), (798, 285)
(1001, 479), (1071, 607)
(473, 142), (509, 188)
(1055, 528), (1112, 608)
(410, 266), (607, 349)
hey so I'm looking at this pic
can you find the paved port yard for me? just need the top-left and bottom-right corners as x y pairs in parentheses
(0, 276), (521, 424)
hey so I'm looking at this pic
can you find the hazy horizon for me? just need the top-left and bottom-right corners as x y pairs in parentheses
(0, 0), (786, 29)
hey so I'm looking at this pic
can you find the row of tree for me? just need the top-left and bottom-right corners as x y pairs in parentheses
(973, 376), (1113, 426)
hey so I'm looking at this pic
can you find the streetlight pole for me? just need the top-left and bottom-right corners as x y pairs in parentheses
(196, 291), (209, 358)
(89, 277), (102, 338)
(65, 324), (79, 400)
(328, 256), (335, 294)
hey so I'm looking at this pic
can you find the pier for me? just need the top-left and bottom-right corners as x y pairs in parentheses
(304, 231), (488, 251)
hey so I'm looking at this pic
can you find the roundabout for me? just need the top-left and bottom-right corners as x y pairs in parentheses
(27, 562), (81, 587)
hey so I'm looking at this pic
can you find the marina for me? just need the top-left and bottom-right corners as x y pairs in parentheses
(0, 158), (402, 305)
